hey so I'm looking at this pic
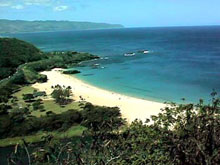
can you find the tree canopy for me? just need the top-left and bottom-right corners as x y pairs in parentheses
(0, 38), (44, 80)
(51, 85), (73, 105)
(7, 95), (220, 165)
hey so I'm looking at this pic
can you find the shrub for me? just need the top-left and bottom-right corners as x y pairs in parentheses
(63, 70), (81, 74)
(32, 99), (43, 110)
(0, 104), (11, 115)
(23, 93), (35, 102)
(81, 103), (125, 132)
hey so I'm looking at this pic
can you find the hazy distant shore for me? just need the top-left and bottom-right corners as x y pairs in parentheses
(0, 19), (124, 34)
(32, 68), (165, 123)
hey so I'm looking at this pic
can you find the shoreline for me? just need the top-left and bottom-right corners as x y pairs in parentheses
(32, 68), (165, 123)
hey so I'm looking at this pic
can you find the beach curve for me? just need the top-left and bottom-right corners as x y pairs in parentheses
(32, 68), (165, 123)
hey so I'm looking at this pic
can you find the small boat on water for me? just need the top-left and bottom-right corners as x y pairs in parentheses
(138, 50), (150, 54)
(91, 63), (100, 69)
(143, 50), (150, 54)
(124, 53), (135, 57)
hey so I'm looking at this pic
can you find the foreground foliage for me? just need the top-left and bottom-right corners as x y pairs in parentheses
(0, 102), (123, 139)
(6, 94), (220, 165)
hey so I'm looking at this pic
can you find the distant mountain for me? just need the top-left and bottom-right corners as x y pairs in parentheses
(0, 19), (124, 33)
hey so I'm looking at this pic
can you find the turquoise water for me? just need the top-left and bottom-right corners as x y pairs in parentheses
(5, 26), (220, 103)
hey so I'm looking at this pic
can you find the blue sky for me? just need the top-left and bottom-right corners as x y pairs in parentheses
(0, 0), (220, 27)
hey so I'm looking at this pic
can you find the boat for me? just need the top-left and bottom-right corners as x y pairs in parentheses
(91, 63), (100, 69)
(143, 50), (150, 54)
(124, 53), (135, 57)
(137, 50), (150, 54)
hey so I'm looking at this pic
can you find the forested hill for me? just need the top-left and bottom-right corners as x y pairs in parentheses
(0, 19), (124, 33)
(0, 38), (44, 79)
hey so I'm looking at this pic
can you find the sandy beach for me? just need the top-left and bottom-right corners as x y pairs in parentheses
(32, 69), (165, 123)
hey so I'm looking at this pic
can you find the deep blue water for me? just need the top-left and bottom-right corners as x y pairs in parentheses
(5, 26), (220, 103)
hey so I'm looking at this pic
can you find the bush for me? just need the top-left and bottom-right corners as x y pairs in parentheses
(0, 104), (11, 114)
(37, 74), (47, 83)
(63, 70), (81, 74)
(23, 93), (35, 102)
(81, 103), (125, 132)
(32, 100), (43, 110)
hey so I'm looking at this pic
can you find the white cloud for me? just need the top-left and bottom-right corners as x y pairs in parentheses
(0, 0), (52, 7)
(54, 5), (68, 11)
(11, 5), (24, 10)
(24, 0), (51, 6)
(0, 1), (11, 7)
(0, 0), (69, 11)
(0, 3), (10, 7)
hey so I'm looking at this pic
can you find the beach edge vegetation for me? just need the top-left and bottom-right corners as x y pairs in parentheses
(5, 93), (220, 165)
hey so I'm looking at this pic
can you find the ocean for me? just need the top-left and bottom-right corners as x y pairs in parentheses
(5, 26), (220, 103)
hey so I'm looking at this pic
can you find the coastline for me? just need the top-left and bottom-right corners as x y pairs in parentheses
(32, 68), (165, 123)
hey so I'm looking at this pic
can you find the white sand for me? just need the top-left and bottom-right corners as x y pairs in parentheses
(32, 69), (165, 123)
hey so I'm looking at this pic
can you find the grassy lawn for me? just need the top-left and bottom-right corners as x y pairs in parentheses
(0, 85), (87, 147)
(0, 125), (86, 147)
(12, 85), (36, 107)
(31, 100), (83, 117)
(11, 85), (84, 117)
(13, 86), (35, 99)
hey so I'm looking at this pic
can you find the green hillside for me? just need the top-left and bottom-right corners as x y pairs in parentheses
(0, 19), (124, 33)
(0, 38), (98, 103)
(0, 38), (44, 79)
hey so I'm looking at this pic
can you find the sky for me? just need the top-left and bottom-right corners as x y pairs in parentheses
(0, 0), (220, 27)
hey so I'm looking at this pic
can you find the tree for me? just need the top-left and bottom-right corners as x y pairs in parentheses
(0, 104), (11, 115)
(23, 93), (34, 102)
(32, 99), (44, 110)
(51, 85), (73, 105)
(150, 92), (220, 165)
(6, 95), (220, 165)
(81, 103), (125, 132)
